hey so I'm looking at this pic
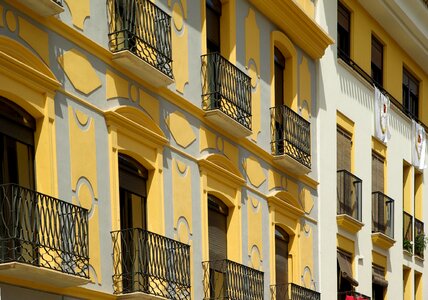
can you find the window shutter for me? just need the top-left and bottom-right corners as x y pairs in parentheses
(208, 207), (227, 262)
(372, 153), (384, 193)
(337, 127), (352, 171)
(275, 237), (289, 286)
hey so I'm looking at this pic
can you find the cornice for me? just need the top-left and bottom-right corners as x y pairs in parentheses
(248, 0), (334, 59)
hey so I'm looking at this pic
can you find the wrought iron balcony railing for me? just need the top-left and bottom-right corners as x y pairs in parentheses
(338, 291), (370, 300)
(270, 283), (321, 300)
(337, 170), (362, 222)
(270, 105), (311, 169)
(338, 49), (428, 131)
(202, 259), (264, 300)
(415, 218), (424, 257)
(111, 228), (191, 299)
(372, 192), (394, 239)
(107, 0), (173, 78)
(201, 52), (252, 130)
(0, 184), (89, 278)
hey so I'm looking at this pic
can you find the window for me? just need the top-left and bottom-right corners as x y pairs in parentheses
(119, 154), (148, 231)
(275, 227), (289, 293)
(372, 152), (384, 193)
(372, 265), (387, 300)
(403, 68), (419, 117)
(371, 36), (383, 86)
(208, 194), (228, 298)
(337, 249), (358, 298)
(0, 97), (35, 188)
(274, 47), (285, 108)
(337, 2), (351, 58)
(118, 153), (148, 293)
(206, 0), (221, 53)
(0, 97), (36, 266)
(337, 126), (352, 172)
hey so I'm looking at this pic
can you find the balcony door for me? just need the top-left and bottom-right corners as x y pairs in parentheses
(208, 194), (228, 299)
(0, 97), (36, 264)
(275, 227), (290, 300)
(118, 153), (148, 293)
(274, 47), (286, 155)
(372, 152), (385, 232)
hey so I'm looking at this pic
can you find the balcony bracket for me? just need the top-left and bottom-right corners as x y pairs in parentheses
(112, 51), (174, 88)
(372, 232), (396, 250)
(117, 292), (167, 300)
(16, 0), (64, 16)
(273, 154), (311, 175)
(337, 214), (364, 234)
(0, 262), (90, 288)
(204, 109), (252, 138)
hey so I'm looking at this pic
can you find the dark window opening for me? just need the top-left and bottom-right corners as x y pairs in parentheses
(0, 97), (36, 265)
(338, 2), (351, 58)
(118, 153), (148, 293)
(372, 265), (387, 300)
(274, 47), (285, 108)
(337, 250), (358, 300)
(206, 0), (221, 53)
(371, 36), (383, 86)
(208, 194), (228, 299)
(275, 226), (289, 300)
(403, 68), (419, 118)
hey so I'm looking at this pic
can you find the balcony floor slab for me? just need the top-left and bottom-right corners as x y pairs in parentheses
(112, 50), (173, 88)
(117, 292), (168, 300)
(16, 0), (64, 16)
(0, 262), (89, 288)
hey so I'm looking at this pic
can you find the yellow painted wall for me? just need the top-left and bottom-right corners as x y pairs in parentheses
(68, 107), (102, 283)
(245, 8), (261, 142)
(341, 0), (428, 125)
(403, 267), (412, 300)
(247, 197), (263, 270)
(169, 0), (189, 93)
(414, 171), (423, 220)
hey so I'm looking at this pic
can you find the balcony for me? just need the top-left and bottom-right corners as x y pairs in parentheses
(202, 259), (264, 300)
(107, 0), (173, 87)
(16, 0), (64, 16)
(0, 184), (89, 287)
(403, 212), (413, 254)
(337, 170), (363, 234)
(415, 218), (425, 258)
(270, 283), (320, 300)
(201, 52), (252, 138)
(371, 192), (395, 249)
(270, 105), (311, 174)
(111, 228), (191, 299)
(338, 291), (370, 300)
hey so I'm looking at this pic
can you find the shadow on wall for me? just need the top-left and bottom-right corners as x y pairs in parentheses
(338, 67), (411, 140)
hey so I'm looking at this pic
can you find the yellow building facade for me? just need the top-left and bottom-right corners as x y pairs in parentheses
(0, 0), (332, 299)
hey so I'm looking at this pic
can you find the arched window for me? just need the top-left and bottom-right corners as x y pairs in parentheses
(275, 226), (290, 295)
(0, 97), (35, 188)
